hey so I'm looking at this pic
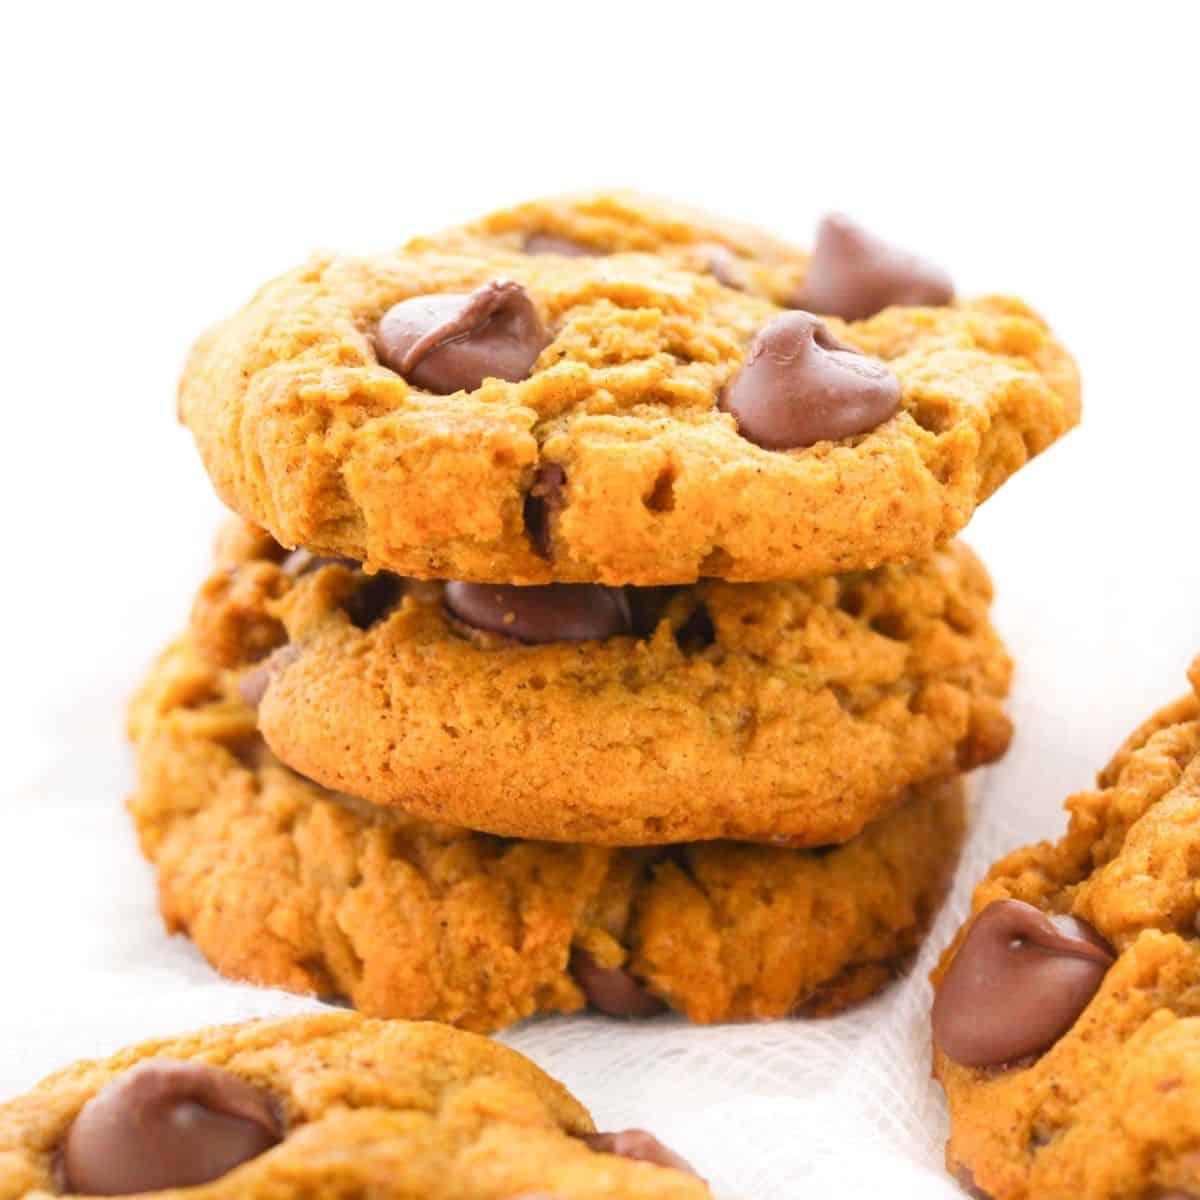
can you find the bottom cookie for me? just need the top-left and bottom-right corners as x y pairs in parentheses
(931, 656), (1200, 1200)
(0, 1011), (708, 1199)
(129, 635), (969, 1034)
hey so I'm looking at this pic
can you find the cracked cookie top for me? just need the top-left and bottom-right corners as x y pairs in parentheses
(192, 519), (1011, 845)
(178, 191), (1080, 586)
(931, 656), (1200, 1200)
(0, 1012), (709, 1199)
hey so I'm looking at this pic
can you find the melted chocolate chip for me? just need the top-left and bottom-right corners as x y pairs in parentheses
(719, 311), (900, 449)
(626, 586), (679, 639)
(954, 1165), (993, 1199)
(1028, 1127), (1053, 1151)
(571, 949), (666, 1018)
(238, 644), (301, 709)
(238, 665), (271, 709)
(444, 582), (632, 644)
(62, 1060), (281, 1195)
(796, 213), (954, 321)
(376, 280), (547, 393)
(343, 573), (405, 630)
(523, 462), (567, 560)
(524, 232), (595, 257)
(674, 603), (716, 653)
(582, 1130), (699, 1177)
(281, 549), (358, 577)
(704, 244), (746, 290)
(932, 899), (1114, 1068)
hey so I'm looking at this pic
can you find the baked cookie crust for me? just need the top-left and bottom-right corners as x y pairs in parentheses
(177, 191), (1080, 586)
(454, 189), (811, 306)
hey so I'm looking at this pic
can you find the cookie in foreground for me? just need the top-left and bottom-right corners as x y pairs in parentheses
(0, 1011), (707, 1198)
(129, 632), (969, 1033)
(931, 655), (1200, 1200)
(198, 519), (1011, 846)
(178, 190), (1080, 585)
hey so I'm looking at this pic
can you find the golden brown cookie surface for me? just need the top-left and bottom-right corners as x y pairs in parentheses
(931, 657), (1200, 1200)
(197, 520), (1010, 845)
(128, 633), (968, 1033)
(454, 189), (810, 305)
(0, 1012), (710, 1199)
(178, 191), (1080, 586)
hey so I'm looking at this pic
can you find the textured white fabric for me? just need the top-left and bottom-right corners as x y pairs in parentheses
(3, 403), (1197, 1199)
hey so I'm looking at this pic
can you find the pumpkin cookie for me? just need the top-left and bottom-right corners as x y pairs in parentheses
(194, 519), (1009, 846)
(456, 192), (955, 319)
(0, 1011), (707, 1199)
(177, 191), (1080, 585)
(931, 655), (1200, 1200)
(450, 188), (810, 305)
(128, 634), (968, 1033)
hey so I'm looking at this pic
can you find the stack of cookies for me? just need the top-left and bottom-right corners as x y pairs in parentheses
(129, 191), (1080, 1033)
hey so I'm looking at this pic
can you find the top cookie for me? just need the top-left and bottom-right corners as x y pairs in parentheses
(930, 655), (1200, 1200)
(0, 1012), (708, 1199)
(178, 191), (1080, 586)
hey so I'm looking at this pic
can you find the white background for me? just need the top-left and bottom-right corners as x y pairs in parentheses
(2, 3), (1199, 1197)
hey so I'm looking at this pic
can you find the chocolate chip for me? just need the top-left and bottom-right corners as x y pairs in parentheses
(673, 602), (716, 653)
(719, 311), (900, 449)
(796, 213), (954, 321)
(704, 244), (746, 290)
(523, 462), (567, 559)
(376, 280), (547, 393)
(238, 665), (271, 709)
(343, 573), (405, 630)
(626, 586), (679, 639)
(954, 1165), (993, 1199)
(524, 233), (595, 257)
(238, 644), (301, 709)
(571, 949), (666, 1018)
(281, 549), (358, 577)
(582, 1130), (699, 1177)
(932, 899), (1114, 1068)
(1028, 1127), (1054, 1150)
(444, 582), (632, 644)
(62, 1060), (281, 1195)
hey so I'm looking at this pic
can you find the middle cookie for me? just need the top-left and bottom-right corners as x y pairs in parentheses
(198, 520), (1012, 846)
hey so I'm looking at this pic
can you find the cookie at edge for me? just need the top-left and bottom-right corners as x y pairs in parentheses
(931, 655), (1200, 1200)
(0, 1011), (707, 1199)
